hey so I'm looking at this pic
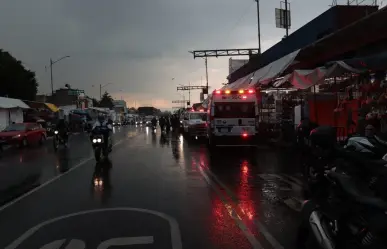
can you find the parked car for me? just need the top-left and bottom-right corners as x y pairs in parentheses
(0, 123), (46, 147)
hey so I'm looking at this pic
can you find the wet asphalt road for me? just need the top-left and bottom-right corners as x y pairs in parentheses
(0, 125), (305, 249)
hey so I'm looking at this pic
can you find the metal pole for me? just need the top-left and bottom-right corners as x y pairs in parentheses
(50, 58), (54, 95)
(99, 84), (102, 100)
(255, 0), (261, 52)
(188, 81), (191, 106)
(285, 0), (289, 37)
(205, 58), (209, 95)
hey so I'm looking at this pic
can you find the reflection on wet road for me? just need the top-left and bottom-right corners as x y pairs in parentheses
(0, 125), (304, 249)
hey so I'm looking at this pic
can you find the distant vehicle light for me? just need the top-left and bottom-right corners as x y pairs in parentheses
(239, 89), (244, 94)
(54, 130), (59, 134)
(215, 90), (221, 94)
(248, 89), (254, 94)
(225, 90), (231, 94)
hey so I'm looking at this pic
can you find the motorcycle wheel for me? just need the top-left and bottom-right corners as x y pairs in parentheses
(95, 147), (102, 162)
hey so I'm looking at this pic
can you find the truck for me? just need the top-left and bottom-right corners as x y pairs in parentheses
(207, 88), (258, 147)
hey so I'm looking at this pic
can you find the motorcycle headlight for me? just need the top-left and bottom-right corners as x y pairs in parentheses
(383, 153), (387, 161)
(54, 131), (59, 134)
(92, 139), (97, 143)
(97, 138), (102, 143)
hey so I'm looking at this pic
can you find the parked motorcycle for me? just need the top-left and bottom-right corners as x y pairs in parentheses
(298, 168), (387, 249)
(303, 126), (387, 200)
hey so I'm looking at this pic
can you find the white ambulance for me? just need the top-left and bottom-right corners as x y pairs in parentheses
(207, 88), (258, 147)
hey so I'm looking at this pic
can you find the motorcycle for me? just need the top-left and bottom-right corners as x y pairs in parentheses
(53, 130), (68, 151)
(91, 127), (111, 162)
(303, 126), (387, 200)
(298, 168), (387, 249)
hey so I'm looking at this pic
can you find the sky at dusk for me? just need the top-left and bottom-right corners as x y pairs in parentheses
(0, 0), (382, 110)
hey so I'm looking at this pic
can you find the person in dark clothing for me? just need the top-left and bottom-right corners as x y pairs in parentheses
(55, 118), (70, 146)
(159, 116), (166, 131)
(151, 117), (157, 128)
(166, 116), (171, 132)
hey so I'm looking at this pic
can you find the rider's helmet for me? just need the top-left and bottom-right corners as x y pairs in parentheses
(58, 109), (65, 120)
(97, 113), (105, 123)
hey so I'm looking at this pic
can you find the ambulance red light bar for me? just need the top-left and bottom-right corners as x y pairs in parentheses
(199, 109), (204, 112)
(242, 95), (247, 99)
(242, 133), (248, 138)
(214, 89), (255, 94)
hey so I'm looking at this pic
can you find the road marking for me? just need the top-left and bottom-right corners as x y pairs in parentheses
(0, 138), (126, 213)
(97, 236), (154, 249)
(207, 169), (285, 249)
(196, 165), (263, 249)
(41, 239), (85, 249)
(5, 208), (182, 249)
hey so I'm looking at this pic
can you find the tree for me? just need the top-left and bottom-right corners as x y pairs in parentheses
(0, 49), (38, 100)
(91, 98), (99, 107)
(99, 91), (114, 109)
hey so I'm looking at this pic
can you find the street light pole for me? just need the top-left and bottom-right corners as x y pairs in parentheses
(50, 58), (54, 95)
(255, 0), (262, 52)
(100, 83), (113, 100)
(48, 55), (70, 95)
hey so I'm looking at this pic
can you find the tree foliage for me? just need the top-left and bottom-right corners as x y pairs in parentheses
(91, 98), (99, 107)
(0, 49), (38, 100)
(99, 91), (114, 109)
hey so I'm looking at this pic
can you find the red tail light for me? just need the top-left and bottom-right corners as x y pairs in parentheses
(215, 90), (221, 94)
(248, 89), (254, 94)
(242, 133), (248, 137)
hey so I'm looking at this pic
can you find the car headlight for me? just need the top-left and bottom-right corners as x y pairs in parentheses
(12, 134), (21, 139)
(54, 130), (59, 134)
(92, 139), (97, 143)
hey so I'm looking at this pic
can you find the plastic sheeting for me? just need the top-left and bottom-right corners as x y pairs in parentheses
(274, 67), (327, 89)
(226, 49), (301, 90)
(0, 97), (29, 109)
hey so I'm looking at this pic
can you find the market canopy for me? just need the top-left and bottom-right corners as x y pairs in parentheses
(0, 97), (29, 109)
(225, 49), (301, 90)
(273, 67), (327, 89)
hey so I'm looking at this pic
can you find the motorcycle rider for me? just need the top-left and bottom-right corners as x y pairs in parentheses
(91, 113), (113, 152)
(55, 109), (69, 147)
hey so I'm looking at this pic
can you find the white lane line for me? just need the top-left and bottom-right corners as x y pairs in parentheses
(196, 166), (264, 249)
(97, 236), (154, 249)
(5, 208), (182, 249)
(207, 169), (285, 249)
(0, 138), (126, 213)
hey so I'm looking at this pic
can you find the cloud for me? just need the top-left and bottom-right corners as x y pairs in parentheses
(1, 0), (335, 107)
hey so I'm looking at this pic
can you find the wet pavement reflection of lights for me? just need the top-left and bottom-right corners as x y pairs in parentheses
(238, 160), (255, 221)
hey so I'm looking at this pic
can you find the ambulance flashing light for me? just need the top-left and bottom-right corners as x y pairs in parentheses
(214, 89), (255, 95)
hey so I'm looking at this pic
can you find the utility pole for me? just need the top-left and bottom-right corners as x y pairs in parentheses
(285, 0), (289, 37)
(188, 81), (191, 106)
(205, 58), (209, 94)
(255, 0), (262, 52)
